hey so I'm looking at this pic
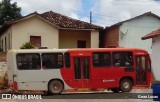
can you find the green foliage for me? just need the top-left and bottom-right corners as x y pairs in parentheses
(20, 42), (35, 49)
(0, 0), (22, 25)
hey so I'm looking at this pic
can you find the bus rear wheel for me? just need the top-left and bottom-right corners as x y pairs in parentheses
(120, 79), (132, 92)
(48, 80), (64, 94)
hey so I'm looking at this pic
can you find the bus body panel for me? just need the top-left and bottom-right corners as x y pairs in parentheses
(61, 48), (151, 89)
(61, 50), (135, 89)
(17, 69), (60, 90)
(7, 49), (72, 91)
(7, 50), (18, 89)
(7, 48), (151, 92)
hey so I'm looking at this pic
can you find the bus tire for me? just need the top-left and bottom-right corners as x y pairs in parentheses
(48, 80), (64, 94)
(111, 88), (119, 93)
(120, 79), (132, 92)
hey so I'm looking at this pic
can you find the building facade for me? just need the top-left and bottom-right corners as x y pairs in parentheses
(142, 28), (160, 81)
(103, 12), (160, 54)
(0, 11), (102, 52)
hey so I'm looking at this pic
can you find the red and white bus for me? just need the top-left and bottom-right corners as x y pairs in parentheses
(7, 48), (151, 94)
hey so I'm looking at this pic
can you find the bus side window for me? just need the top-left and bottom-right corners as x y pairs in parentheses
(16, 53), (41, 70)
(64, 53), (70, 68)
(113, 52), (133, 67)
(92, 52), (111, 67)
(148, 56), (151, 72)
(42, 53), (64, 69)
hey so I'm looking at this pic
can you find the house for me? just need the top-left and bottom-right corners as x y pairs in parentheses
(142, 28), (160, 81)
(102, 12), (160, 54)
(0, 11), (103, 52)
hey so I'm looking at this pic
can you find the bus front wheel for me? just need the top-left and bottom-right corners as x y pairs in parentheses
(48, 80), (64, 94)
(120, 79), (132, 92)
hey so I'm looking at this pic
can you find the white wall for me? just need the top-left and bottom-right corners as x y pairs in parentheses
(152, 37), (160, 81)
(11, 16), (59, 49)
(91, 30), (99, 48)
(119, 15), (160, 54)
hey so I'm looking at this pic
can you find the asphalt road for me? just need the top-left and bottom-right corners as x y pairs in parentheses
(0, 90), (154, 102)
(42, 92), (134, 99)
(0, 92), (154, 102)
(0, 91), (152, 102)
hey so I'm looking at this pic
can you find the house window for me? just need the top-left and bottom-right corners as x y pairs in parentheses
(8, 33), (10, 49)
(5, 37), (7, 52)
(30, 36), (41, 48)
(1, 39), (3, 51)
(77, 40), (86, 48)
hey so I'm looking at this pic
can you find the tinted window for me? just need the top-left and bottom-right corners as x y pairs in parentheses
(148, 58), (151, 72)
(93, 52), (111, 67)
(113, 52), (133, 67)
(42, 53), (63, 69)
(16, 53), (41, 70)
(64, 53), (70, 68)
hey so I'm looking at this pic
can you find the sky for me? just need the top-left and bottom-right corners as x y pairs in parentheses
(8, 0), (160, 27)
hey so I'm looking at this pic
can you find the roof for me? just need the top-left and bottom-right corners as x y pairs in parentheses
(8, 48), (147, 53)
(68, 48), (147, 53)
(40, 11), (103, 30)
(141, 28), (160, 40)
(0, 11), (103, 34)
(8, 48), (68, 53)
(105, 12), (160, 29)
(0, 12), (39, 34)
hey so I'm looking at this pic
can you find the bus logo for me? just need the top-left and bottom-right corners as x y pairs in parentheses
(2, 94), (11, 99)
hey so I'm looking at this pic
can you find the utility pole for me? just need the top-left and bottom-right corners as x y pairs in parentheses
(90, 11), (92, 24)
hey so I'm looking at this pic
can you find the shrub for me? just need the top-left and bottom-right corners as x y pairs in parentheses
(20, 42), (35, 49)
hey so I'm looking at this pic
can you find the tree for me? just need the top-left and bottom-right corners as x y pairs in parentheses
(0, 0), (21, 25)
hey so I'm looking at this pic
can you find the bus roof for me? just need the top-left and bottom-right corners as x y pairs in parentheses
(67, 48), (148, 53)
(7, 49), (68, 53)
(7, 48), (148, 54)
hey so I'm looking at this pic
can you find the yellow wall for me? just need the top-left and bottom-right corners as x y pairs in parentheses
(12, 15), (59, 49)
(0, 15), (100, 51)
(59, 30), (91, 48)
(91, 30), (99, 48)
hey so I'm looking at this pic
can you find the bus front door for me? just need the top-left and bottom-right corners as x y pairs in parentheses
(135, 56), (148, 85)
(74, 57), (90, 88)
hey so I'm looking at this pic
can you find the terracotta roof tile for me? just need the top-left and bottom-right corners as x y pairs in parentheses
(40, 11), (102, 29)
(142, 28), (160, 40)
(0, 11), (103, 34)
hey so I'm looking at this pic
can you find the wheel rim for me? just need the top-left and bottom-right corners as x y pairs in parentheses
(53, 84), (60, 92)
(123, 82), (130, 89)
